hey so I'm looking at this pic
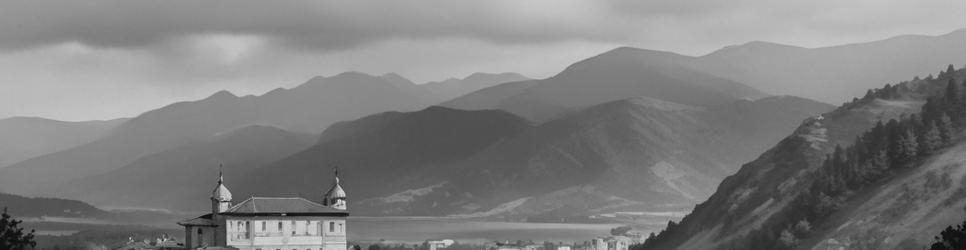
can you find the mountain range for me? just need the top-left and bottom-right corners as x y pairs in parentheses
(50, 125), (315, 212)
(53, 96), (828, 217)
(0, 72), (441, 195)
(4, 28), (966, 225)
(704, 29), (966, 103)
(444, 28), (966, 121)
(351, 96), (829, 217)
(443, 47), (767, 121)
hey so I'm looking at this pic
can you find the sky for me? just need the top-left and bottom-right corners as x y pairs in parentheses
(2, 0), (966, 121)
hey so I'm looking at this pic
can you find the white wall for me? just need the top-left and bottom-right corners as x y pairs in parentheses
(221, 216), (347, 250)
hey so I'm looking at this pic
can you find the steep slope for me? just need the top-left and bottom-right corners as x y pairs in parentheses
(0, 117), (127, 168)
(421, 72), (531, 100)
(354, 96), (832, 217)
(635, 67), (962, 250)
(444, 48), (767, 121)
(47, 125), (315, 212)
(230, 106), (533, 209)
(704, 28), (966, 104)
(0, 72), (439, 195)
(811, 142), (966, 249)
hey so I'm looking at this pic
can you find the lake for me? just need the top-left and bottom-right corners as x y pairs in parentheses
(348, 217), (625, 244)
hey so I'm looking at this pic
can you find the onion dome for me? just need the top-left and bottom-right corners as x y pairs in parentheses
(211, 171), (232, 202)
(325, 176), (346, 199)
(323, 168), (347, 209)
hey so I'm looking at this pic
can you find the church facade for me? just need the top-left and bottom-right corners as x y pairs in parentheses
(179, 170), (349, 250)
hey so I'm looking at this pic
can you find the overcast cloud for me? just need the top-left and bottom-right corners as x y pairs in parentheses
(2, 0), (966, 120)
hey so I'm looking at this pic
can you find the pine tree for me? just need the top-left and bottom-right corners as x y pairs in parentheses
(867, 150), (889, 180)
(864, 89), (875, 100)
(896, 129), (919, 166)
(879, 84), (893, 99)
(930, 219), (966, 250)
(923, 97), (941, 123)
(0, 208), (36, 250)
(939, 113), (955, 144)
(920, 121), (942, 155)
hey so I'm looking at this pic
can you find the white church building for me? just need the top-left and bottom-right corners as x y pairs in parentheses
(179, 170), (349, 250)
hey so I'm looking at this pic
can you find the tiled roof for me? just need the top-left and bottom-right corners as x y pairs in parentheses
(222, 197), (347, 215)
(178, 214), (216, 226)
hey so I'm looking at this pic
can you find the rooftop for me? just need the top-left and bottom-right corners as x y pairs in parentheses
(222, 197), (348, 216)
(177, 214), (215, 226)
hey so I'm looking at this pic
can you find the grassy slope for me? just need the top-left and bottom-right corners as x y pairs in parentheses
(809, 139), (966, 249)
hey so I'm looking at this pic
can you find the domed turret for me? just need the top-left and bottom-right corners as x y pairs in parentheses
(211, 169), (232, 213)
(323, 168), (347, 210)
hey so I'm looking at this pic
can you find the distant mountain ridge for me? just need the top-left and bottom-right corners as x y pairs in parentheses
(443, 47), (767, 121)
(702, 28), (966, 104)
(421, 72), (531, 100)
(0, 117), (127, 168)
(0, 72), (441, 196)
(48, 125), (315, 212)
(444, 28), (966, 121)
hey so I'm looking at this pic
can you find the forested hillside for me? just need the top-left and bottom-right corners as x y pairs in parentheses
(634, 64), (966, 249)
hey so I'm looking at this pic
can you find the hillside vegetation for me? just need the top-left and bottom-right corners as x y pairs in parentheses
(635, 64), (966, 249)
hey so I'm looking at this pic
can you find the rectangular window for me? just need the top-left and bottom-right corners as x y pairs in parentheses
(278, 221), (283, 231)
(261, 221), (266, 231)
(329, 221), (335, 232)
